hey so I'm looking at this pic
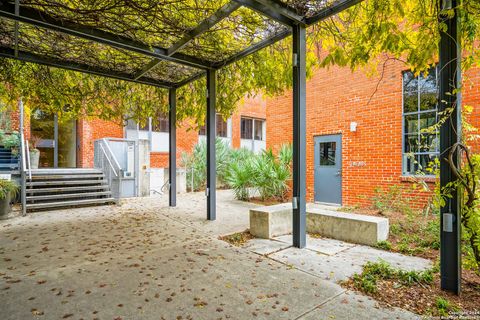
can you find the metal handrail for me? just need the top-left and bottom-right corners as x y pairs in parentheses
(99, 143), (118, 177)
(102, 138), (122, 172)
(25, 140), (32, 180)
(19, 130), (27, 216)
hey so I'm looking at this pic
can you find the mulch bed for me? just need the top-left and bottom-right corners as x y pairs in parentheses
(338, 206), (480, 315)
(342, 271), (480, 316)
(219, 230), (254, 247)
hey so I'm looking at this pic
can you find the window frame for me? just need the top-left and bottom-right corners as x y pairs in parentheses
(198, 114), (229, 138)
(241, 116), (265, 141)
(401, 67), (439, 177)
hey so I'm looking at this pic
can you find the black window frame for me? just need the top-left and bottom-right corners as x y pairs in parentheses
(402, 66), (439, 176)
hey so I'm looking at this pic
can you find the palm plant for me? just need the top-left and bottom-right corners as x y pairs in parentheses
(225, 159), (253, 200)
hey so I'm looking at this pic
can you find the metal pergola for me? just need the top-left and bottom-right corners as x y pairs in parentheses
(0, 0), (462, 294)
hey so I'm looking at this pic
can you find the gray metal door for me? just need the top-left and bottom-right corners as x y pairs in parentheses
(314, 134), (342, 204)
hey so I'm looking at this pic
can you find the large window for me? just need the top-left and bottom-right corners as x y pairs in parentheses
(402, 67), (439, 175)
(241, 117), (264, 141)
(199, 114), (228, 138)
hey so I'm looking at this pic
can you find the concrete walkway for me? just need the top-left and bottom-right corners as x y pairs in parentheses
(0, 191), (421, 319)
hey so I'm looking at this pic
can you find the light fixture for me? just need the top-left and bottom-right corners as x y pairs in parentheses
(350, 122), (358, 132)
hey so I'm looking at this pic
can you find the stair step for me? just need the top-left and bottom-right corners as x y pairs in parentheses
(0, 164), (19, 169)
(27, 191), (112, 201)
(26, 185), (110, 194)
(26, 180), (108, 187)
(30, 169), (103, 175)
(26, 198), (116, 210)
(29, 174), (105, 180)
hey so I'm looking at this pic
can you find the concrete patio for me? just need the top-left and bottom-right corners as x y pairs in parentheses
(0, 190), (424, 319)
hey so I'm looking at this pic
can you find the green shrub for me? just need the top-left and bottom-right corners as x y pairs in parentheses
(182, 141), (292, 201)
(249, 150), (290, 200)
(0, 130), (20, 151)
(181, 138), (232, 191)
(225, 159), (253, 201)
(0, 179), (19, 200)
(371, 185), (413, 215)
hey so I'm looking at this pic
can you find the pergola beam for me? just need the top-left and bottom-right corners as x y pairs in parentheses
(0, 47), (174, 89)
(0, 1), (215, 70)
(234, 0), (301, 26)
(306, 0), (363, 25)
(239, 0), (304, 25)
(134, 2), (241, 80)
(168, 2), (242, 56)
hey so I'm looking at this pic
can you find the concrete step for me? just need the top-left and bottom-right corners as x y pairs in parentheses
(28, 174), (105, 181)
(26, 180), (107, 187)
(26, 185), (110, 194)
(27, 191), (112, 201)
(26, 198), (116, 210)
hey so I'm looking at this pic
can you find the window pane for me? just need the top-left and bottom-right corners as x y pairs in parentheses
(254, 120), (263, 141)
(241, 118), (252, 139)
(216, 115), (228, 138)
(319, 142), (336, 166)
(404, 153), (418, 175)
(418, 154), (438, 173)
(404, 135), (419, 153)
(419, 134), (438, 153)
(419, 112), (437, 131)
(419, 70), (437, 111)
(403, 71), (418, 113)
(404, 114), (418, 134)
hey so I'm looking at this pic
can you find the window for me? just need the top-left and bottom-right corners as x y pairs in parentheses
(241, 118), (253, 139)
(254, 119), (264, 141)
(152, 114), (169, 133)
(241, 117), (264, 141)
(198, 114), (228, 137)
(319, 142), (336, 165)
(216, 115), (228, 138)
(402, 67), (439, 175)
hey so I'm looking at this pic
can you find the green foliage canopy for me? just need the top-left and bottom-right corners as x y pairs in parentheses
(0, 0), (478, 128)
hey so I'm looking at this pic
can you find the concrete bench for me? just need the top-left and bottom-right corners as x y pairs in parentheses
(249, 204), (389, 246)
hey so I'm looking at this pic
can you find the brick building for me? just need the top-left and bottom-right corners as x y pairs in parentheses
(266, 59), (480, 208)
(7, 94), (267, 186)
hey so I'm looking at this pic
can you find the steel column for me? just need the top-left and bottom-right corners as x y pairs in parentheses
(206, 69), (216, 220)
(439, 0), (461, 294)
(169, 88), (177, 207)
(292, 24), (306, 248)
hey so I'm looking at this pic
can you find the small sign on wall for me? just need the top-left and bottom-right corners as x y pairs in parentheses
(0, 174), (12, 181)
(350, 161), (367, 167)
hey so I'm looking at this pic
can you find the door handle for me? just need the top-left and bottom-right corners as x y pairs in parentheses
(335, 170), (342, 176)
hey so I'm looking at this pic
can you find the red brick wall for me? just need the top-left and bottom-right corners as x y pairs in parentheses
(77, 118), (123, 168)
(150, 119), (199, 168)
(267, 61), (480, 209)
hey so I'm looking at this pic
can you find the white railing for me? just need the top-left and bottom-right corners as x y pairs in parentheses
(20, 130), (27, 216)
(94, 139), (122, 200)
